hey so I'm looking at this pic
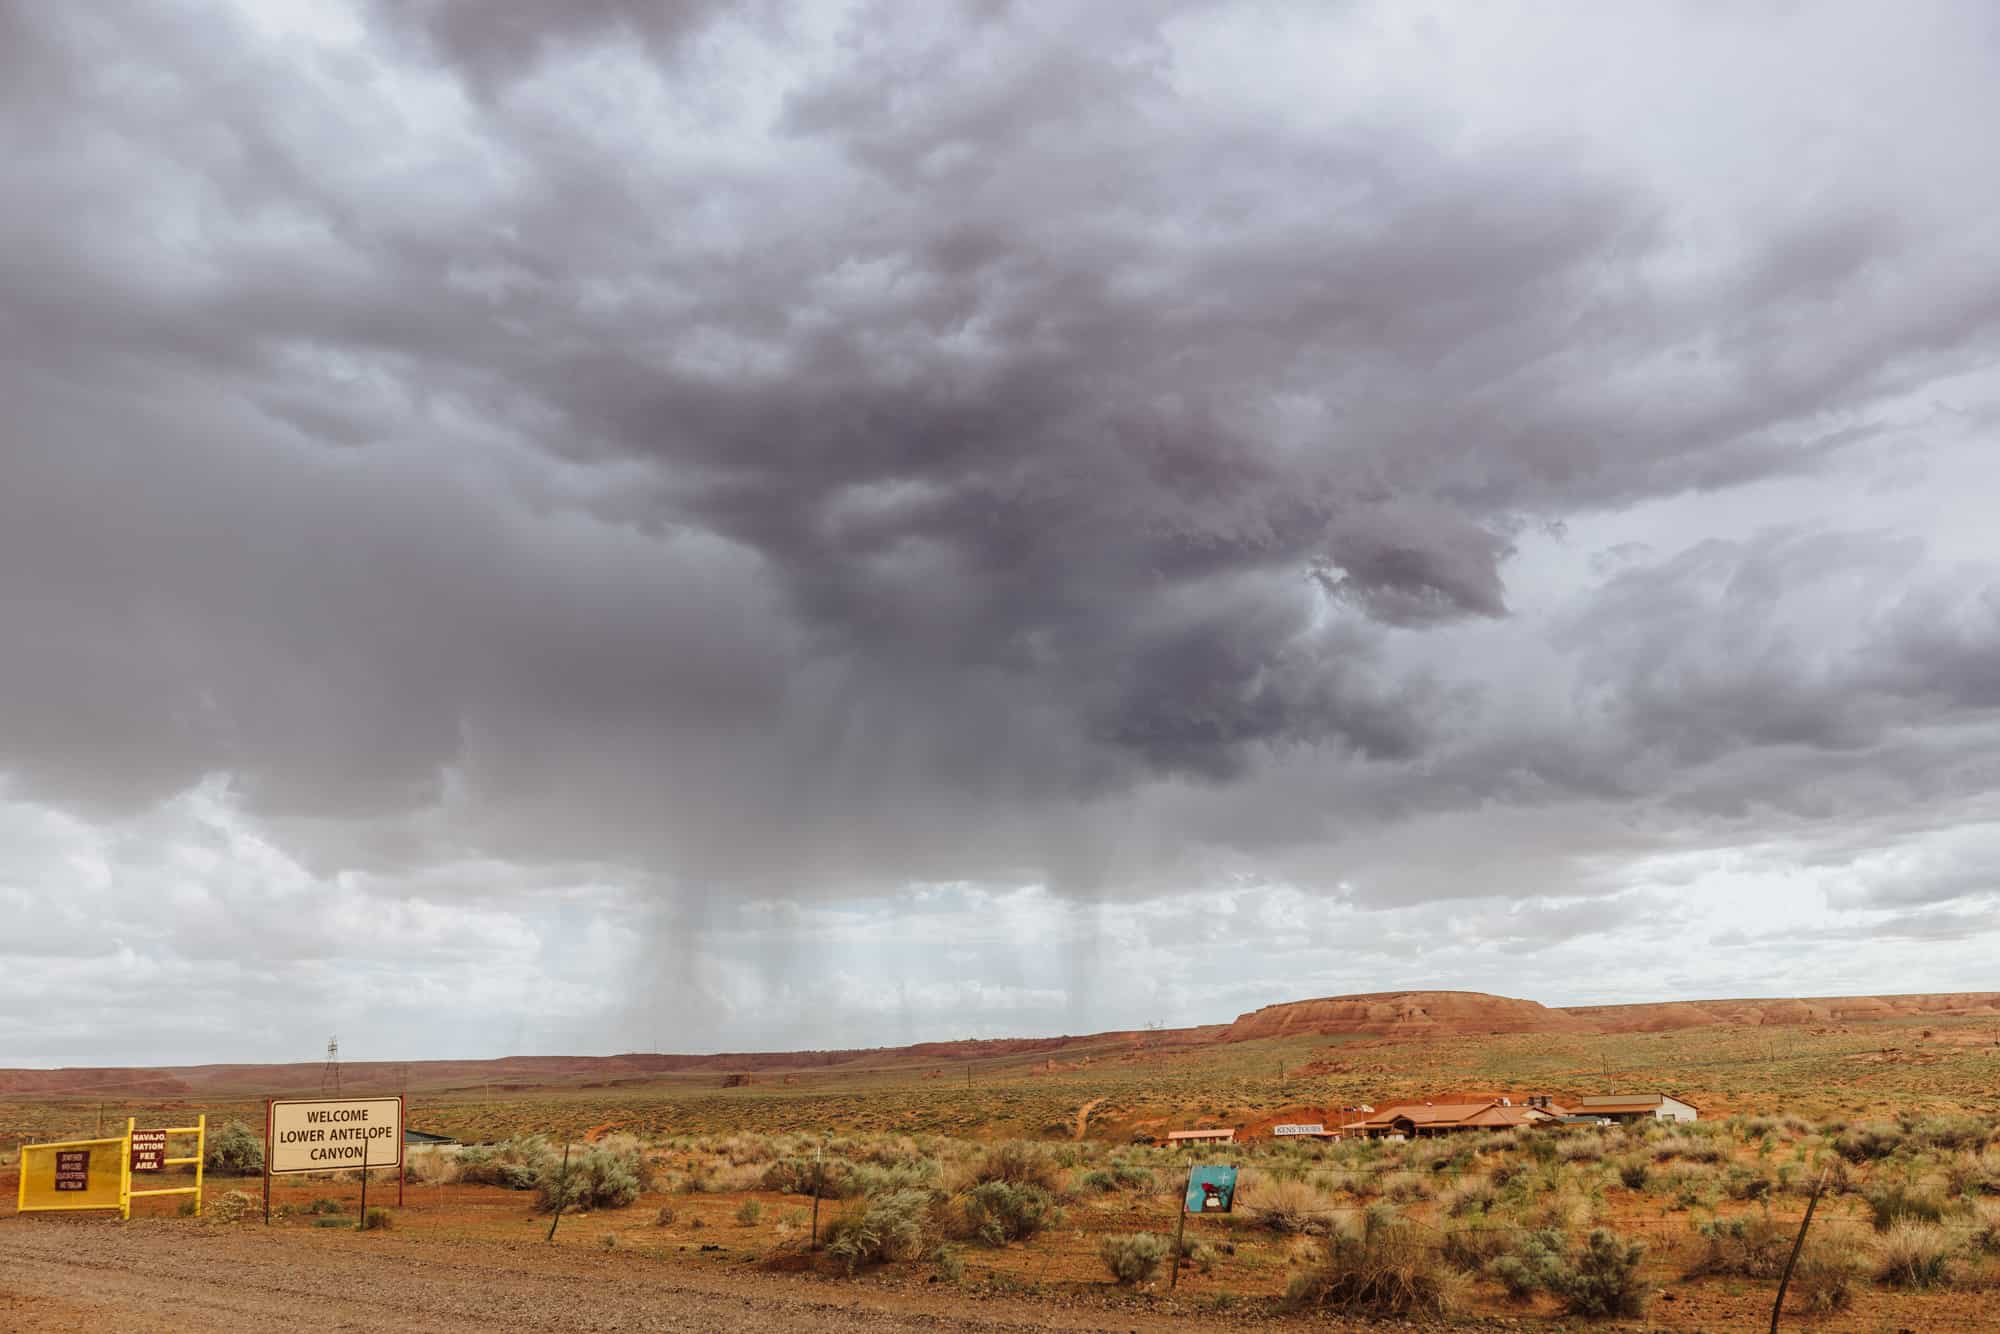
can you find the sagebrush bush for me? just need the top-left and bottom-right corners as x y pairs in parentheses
(1556, 1228), (1649, 1318)
(362, 1208), (392, 1231)
(534, 1143), (648, 1213)
(957, 1180), (1059, 1246)
(457, 1137), (553, 1190)
(1099, 1231), (1170, 1285)
(824, 1189), (940, 1273)
(205, 1122), (265, 1176)
(1285, 1210), (1466, 1318)
(1871, 1220), (1956, 1288)
(760, 1155), (859, 1199)
(1487, 1227), (1567, 1300)
(1613, 1157), (1650, 1191)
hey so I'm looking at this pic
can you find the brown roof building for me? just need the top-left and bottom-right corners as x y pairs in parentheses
(1341, 1099), (1570, 1138)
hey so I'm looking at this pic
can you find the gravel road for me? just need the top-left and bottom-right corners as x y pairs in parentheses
(0, 1219), (1320, 1333)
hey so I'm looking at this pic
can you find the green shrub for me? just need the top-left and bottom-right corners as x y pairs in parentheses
(362, 1208), (392, 1231)
(1099, 1231), (1170, 1285)
(1614, 1158), (1649, 1190)
(934, 1243), (965, 1283)
(958, 1181), (1059, 1246)
(736, 1198), (763, 1226)
(205, 1122), (265, 1176)
(1285, 1210), (1467, 1318)
(1248, 1176), (1338, 1234)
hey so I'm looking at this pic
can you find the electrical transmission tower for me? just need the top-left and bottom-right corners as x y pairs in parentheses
(321, 1036), (341, 1094)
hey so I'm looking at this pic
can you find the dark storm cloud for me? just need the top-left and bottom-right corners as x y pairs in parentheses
(4, 0), (2000, 921)
(366, 0), (743, 90)
(1562, 529), (2000, 768)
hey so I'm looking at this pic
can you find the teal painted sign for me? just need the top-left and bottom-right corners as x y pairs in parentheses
(1183, 1164), (1237, 1214)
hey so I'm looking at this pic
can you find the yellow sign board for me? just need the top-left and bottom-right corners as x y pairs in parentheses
(18, 1138), (127, 1214)
(17, 1116), (206, 1219)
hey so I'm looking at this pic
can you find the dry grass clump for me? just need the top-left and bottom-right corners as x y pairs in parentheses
(1787, 1233), (1863, 1313)
(956, 1141), (1062, 1193)
(1524, 1183), (1596, 1233)
(1380, 1170), (1431, 1203)
(205, 1189), (258, 1224)
(1438, 1221), (1511, 1273)
(401, 1147), (455, 1185)
(1610, 1156), (1650, 1190)
(1834, 1122), (1906, 1163)
(1244, 1173), (1341, 1234)
(1865, 1181), (1952, 1230)
(1685, 1213), (1791, 1278)
(1437, 1175), (1498, 1218)
(1556, 1132), (1610, 1163)
(1655, 1134), (1726, 1165)
(1968, 1199), (2000, 1255)
(1871, 1219), (1957, 1288)
(1285, 1209), (1468, 1318)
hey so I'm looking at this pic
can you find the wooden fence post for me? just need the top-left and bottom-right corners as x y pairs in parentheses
(1769, 1165), (1830, 1332)
(544, 1143), (572, 1243)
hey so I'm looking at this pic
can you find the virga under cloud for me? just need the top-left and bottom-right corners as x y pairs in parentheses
(4, 0), (2000, 1063)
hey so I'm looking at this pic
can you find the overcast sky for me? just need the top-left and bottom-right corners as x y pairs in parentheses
(6, 1), (2000, 1067)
